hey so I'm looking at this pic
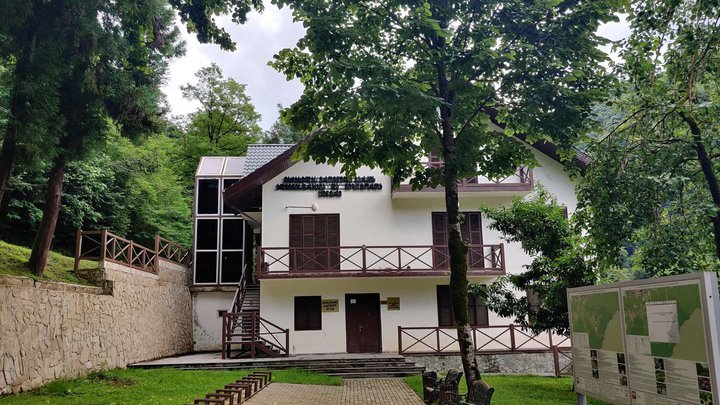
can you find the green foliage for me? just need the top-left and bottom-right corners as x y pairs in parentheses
(473, 189), (596, 335)
(0, 129), (192, 251)
(0, 240), (96, 285)
(172, 64), (262, 189)
(170, 0), (265, 51)
(402, 374), (609, 405)
(0, 368), (341, 404)
(262, 105), (305, 144)
(270, 0), (626, 186)
(576, 0), (720, 275)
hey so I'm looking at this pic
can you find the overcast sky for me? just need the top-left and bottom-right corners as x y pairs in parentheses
(162, 7), (631, 131)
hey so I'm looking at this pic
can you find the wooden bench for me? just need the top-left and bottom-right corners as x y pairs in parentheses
(422, 369), (494, 405)
(461, 380), (494, 405)
(422, 369), (462, 404)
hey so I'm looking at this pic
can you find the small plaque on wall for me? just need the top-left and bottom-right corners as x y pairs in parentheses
(321, 299), (339, 312)
(387, 297), (400, 310)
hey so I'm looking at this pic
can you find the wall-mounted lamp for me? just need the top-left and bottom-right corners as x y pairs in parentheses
(285, 203), (318, 212)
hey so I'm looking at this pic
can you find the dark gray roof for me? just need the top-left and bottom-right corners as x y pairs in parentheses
(242, 144), (295, 176)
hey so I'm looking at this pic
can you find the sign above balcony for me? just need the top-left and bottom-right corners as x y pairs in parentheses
(275, 176), (383, 198)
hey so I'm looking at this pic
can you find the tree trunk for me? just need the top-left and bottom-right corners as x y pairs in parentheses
(444, 160), (480, 384)
(28, 155), (67, 276)
(0, 126), (16, 205)
(681, 113), (720, 258)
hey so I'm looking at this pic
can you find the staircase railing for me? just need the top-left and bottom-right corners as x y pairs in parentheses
(222, 268), (290, 359)
(228, 267), (247, 314)
(221, 312), (289, 358)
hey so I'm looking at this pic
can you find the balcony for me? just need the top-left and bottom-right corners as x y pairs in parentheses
(393, 165), (533, 198)
(256, 244), (505, 279)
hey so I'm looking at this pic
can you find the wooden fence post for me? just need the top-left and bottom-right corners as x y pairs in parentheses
(100, 230), (107, 263)
(73, 230), (82, 271)
(154, 234), (160, 273)
(398, 326), (402, 355)
(509, 324), (516, 352)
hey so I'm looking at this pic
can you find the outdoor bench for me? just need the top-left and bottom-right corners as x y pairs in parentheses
(422, 369), (494, 405)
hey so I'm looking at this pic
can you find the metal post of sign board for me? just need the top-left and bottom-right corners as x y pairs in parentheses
(575, 393), (586, 405)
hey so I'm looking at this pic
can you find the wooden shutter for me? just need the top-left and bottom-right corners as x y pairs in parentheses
(294, 296), (321, 330)
(432, 212), (483, 269)
(289, 214), (340, 271)
(436, 285), (454, 327)
(437, 285), (489, 327)
(432, 213), (449, 269)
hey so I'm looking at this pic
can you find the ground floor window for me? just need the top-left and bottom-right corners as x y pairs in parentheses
(294, 296), (322, 331)
(436, 285), (489, 327)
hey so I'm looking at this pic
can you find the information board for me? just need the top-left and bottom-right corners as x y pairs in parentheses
(568, 272), (720, 405)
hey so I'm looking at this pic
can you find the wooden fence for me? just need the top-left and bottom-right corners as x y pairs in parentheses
(74, 230), (191, 273)
(398, 324), (572, 377)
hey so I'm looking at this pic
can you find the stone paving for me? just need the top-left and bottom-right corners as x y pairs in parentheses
(244, 378), (424, 405)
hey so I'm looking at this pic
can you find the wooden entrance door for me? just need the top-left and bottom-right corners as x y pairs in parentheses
(289, 214), (340, 271)
(345, 293), (382, 353)
(432, 212), (483, 269)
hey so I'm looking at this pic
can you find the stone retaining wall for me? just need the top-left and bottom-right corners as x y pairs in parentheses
(413, 352), (572, 376)
(0, 260), (193, 394)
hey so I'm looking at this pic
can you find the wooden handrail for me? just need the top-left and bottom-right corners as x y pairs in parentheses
(258, 244), (505, 274)
(74, 229), (190, 273)
(221, 312), (289, 359)
(398, 325), (570, 355)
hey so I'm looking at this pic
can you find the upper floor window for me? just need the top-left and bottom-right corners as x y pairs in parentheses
(197, 179), (219, 215)
(436, 285), (489, 327)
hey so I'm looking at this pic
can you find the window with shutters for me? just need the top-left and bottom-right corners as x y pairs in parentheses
(294, 296), (322, 330)
(431, 212), (484, 269)
(436, 285), (489, 327)
(289, 214), (340, 271)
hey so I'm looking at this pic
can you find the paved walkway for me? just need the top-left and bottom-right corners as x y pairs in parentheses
(244, 378), (423, 405)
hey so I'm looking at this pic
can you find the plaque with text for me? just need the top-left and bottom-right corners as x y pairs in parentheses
(387, 297), (400, 310)
(321, 299), (339, 312)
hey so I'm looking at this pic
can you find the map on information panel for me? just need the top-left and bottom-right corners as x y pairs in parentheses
(568, 273), (720, 405)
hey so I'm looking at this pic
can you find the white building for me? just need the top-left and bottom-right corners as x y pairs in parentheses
(191, 132), (587, 358)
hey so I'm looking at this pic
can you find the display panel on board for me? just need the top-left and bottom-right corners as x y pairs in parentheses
(568, 272), (720, 405)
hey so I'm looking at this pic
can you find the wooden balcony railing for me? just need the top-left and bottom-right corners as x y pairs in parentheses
(74, 230), (191, 273)
(395, 165), (533, 194)
(257, 244), (505, 278)
(398, 324), (572, 376)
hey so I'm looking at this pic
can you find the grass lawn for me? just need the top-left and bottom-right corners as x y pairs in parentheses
(0, 368), (342, 405)
(403, 374), (610, 405)
(0, 239), (96, 285)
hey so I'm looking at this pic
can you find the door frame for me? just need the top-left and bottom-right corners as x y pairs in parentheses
(344, 293), (382, 353)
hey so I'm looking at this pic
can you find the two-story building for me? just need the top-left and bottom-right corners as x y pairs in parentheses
(190, 128), (587, 358)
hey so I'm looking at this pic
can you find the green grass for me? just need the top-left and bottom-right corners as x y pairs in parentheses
(0, 239), (96, 285)
(403, 374), (610, 405)
(0, 368), (342, 405)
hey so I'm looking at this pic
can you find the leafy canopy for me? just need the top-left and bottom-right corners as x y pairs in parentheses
(271, 0), (626, 183)
(172, 63), (262, 189)
(474, 189), (597, 335)
(576, 0), (720, 275)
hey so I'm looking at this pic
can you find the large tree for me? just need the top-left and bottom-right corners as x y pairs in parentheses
(576, 0), (720, 274)
(173, 63), (261, 189)
(473, 189), (597, 336)
(269, 0), (624, 385)
(0, 0), (183, 275)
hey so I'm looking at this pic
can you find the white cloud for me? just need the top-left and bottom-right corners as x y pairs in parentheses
(163, 6), (305, 130)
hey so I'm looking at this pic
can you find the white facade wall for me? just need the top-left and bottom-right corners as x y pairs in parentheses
(257, 148), (578, 353)
(192, 291), (234, 351)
